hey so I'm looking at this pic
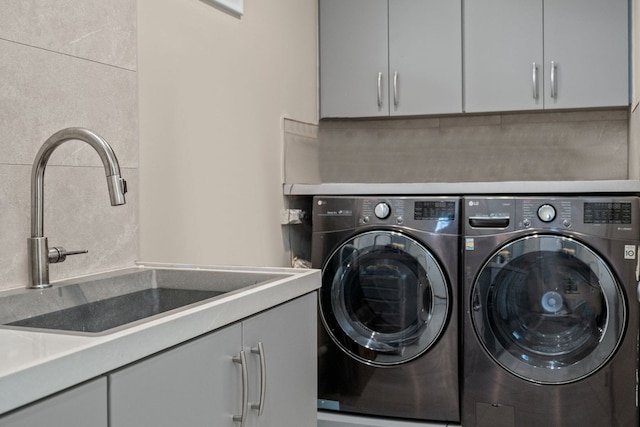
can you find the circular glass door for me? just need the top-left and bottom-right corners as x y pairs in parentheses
(471, 235), (626, 384)
(320, 230), (450, 366)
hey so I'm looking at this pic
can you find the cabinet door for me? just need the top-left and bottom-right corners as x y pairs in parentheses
(389, 0), (462, 115)
(109, 323), (241, 427)
(464, 0), (543, 112)
(243, 293), (317, 427)
(0, 378), (107, 427)
(544, 0), (629, 109)
(319, 0), (388, 118)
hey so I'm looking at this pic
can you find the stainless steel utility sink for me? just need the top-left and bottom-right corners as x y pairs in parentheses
(6, 288), (225, 333)
(0, 267), (289, 335)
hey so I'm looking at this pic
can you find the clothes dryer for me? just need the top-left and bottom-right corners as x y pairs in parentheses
(312, 196), (460, 423)
(462, 196), (639, 427)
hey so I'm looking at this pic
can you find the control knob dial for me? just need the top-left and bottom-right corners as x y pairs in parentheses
(374, 202), (391, 219)
(537, 204), (556, 222)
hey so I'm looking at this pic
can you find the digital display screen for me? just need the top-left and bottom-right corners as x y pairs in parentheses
(584, 202), (631, 224)
(414, 201), (456, 221)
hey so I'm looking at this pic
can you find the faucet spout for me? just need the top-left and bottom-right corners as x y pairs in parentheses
(28, 127), (127, 289)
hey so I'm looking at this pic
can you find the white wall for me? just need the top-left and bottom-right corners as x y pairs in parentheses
(138, 0), (318, 267)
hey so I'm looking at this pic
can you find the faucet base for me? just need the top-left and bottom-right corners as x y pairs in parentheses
(28, 237), (51, 289)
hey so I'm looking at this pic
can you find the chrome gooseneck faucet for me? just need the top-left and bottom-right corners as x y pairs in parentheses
(28, 127), (127, 289)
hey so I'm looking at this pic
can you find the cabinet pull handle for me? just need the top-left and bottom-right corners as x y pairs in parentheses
(532, 62), (538, 100)
(393, 72), (399, 107)
(250, 342), (266, 416)
(377, 72), (383, 107)
(550, 61), (557, 99)
(232, 351), (249, 427)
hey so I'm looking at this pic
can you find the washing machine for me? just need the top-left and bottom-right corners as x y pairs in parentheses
(462, 196), (639, 427)
(312, 196), (460, 423)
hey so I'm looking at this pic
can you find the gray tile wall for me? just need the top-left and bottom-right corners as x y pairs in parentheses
(0, 1), (138, 291)
(317, 109), (629, 183)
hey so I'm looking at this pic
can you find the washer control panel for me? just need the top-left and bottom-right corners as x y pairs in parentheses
(517, 198), (638, 237)
(361, 197), (459, 233)
(465, 196), (640, 239)
(362, 199), (405, 225)
(520, 199), (572, 229)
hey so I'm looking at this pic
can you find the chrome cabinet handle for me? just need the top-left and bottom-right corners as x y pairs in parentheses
(393, 72), (399, 107)
(250, 342), (266, 416)
(377, 72), (383, 107)
(532, 62), (538, 100)
(232, 351), (248, 427)
(550, 61), (557, 99)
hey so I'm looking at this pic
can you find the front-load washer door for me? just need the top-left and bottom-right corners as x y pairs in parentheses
(471, 234), (626, 384)
(320, 230), (450, 366)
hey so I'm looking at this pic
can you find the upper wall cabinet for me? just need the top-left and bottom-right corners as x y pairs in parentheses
(319, 0), (462, 118)
(464, 0), (629, 113)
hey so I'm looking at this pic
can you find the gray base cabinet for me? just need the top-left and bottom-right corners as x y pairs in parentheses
(109, 293), (317, 427)
(242, 293), (317, 427)
(109, 323), (241, 426)
(0, 378), (107, 427)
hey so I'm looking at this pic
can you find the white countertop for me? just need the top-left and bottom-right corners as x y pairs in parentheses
(284, 180), (640, 195)
(0, 263), (320, 415)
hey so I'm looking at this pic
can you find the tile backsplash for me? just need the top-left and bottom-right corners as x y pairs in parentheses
(313, 108), (629, 183)
(0, 1), (138, 291)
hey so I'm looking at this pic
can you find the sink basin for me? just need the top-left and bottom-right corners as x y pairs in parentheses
(0, 267), (289, 335)
(6, 288), (225, 333)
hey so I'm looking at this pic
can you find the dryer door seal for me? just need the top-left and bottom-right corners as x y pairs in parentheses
(471, 234), (626, 384)
(320, 230), (450, 366)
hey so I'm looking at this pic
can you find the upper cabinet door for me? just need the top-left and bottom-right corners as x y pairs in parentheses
(464, 0), (544, 113)
(319, 0), (389, 118)
(465, 0), (629, 113)
(543, 0), (629, 109)
(389, 0), (462, 115)
(321, 0), (628, 117)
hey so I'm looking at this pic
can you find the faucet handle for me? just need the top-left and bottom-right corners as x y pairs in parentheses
(48, 247), (88, 264)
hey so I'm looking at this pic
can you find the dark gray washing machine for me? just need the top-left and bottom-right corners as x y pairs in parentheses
(462, 196), (639, 427)
(312, 196), (460, 423)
